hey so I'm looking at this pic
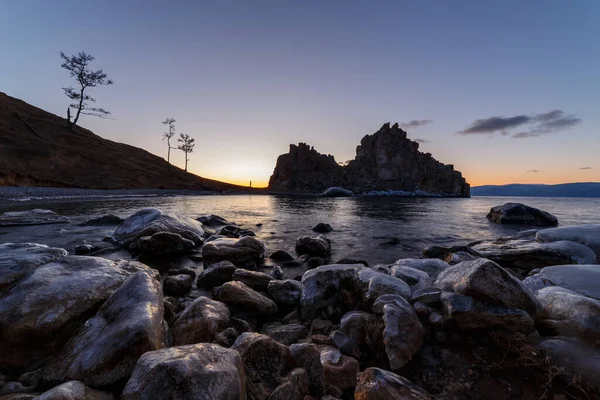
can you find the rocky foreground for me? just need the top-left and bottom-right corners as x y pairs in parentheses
(1, 204), (600, 399)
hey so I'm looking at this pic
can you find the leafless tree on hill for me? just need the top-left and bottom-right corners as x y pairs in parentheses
(177, 133), (195, 172)
(162, 118), (177, 165)
(60, 51), (113, 129)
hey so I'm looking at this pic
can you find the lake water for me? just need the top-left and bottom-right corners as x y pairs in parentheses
(1, 188), (600, 266)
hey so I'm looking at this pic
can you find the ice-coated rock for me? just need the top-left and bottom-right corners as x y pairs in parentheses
(356, 267), (412, 303)
(219, 281), (278, 316)
(355, 367), (434, 400)
(232, 269), (273, 292)
(196, 260), (237, 289)
(0, 209), (71, 227)
(434, 258), (540, 316)
(470, 239), (596, 270)
(41, 271), (166, 387)
(0, 243), (67, 292)
(390, 265), (430, 290)
(202, 236), (266, 267)
(295, 235), (331, 258)
(536, 286), (600, 346)
(109, 208), (204, 246)
(523, 265), (600, 300)
(171, 296), (230, 346)
(37, 380), (114, 400)
(122, 343), (246, 400)
(441, 292), (535, 333)
(320, 187), (352, 197)
(0, 256), (153, 371)
(537, 224), (600, 258)
(393, 258), (450, 279)
(486, 203), (558, 226)
(268, 279), (302, 306)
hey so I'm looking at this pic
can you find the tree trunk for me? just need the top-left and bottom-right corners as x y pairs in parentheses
(184, 154), (188, 171)
(72, 87), (84, 125)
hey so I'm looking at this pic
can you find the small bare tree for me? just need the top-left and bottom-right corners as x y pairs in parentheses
(162, 118), (176, 165)
(60, 51), (113, 128)
(177, 133), (195, 172)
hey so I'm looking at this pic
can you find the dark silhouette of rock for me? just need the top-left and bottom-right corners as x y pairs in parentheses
(268, 123), (470, 196)
(313, 223), (333, 233)
(487, 203), (558, 226)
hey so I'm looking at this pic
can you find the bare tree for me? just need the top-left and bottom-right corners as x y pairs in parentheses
(60, 51), (113, 128)
(177, 133), (195, 172)
(162, 118), (176, 165)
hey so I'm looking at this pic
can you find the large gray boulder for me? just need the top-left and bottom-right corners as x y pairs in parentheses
(434, 258), (540, 316)
(109, 208), (204, 246)
(37, 381), (114, 400)
(232, 269), (273, 292)
(196, 261), (237, 289)
(41, 271), (166, 387)
(537, 224), (600, 258)
(381, 301), (424, 370)
(0, 255), (152, 371)
(393, 258), (451, 279)
(219, 281), (277, 316)
(356, 268), (411, 303)
(295, 235), (331, 258)
(122, 343), (246, 400)
(441, 292), (534, 333)
(523, 265), (600, 300)
(355, 367), (434, 400)
(171, 297), (230, 346)
(486, 203), (558, 226)
(471, 239), (596, 270)
(0, 209), (71, 227)
(0, 243), (67, 292)
(202, 236), (266, 267)
(268, 279), (302, 307)
(536, 286), (600, 346)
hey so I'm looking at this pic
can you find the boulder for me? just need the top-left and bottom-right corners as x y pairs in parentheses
(80, 214), (123, 226)
(129, 232), (197, 255)
(320, 187), (352, 197)
(390, 265), (430, 291)
(444, 251), (480, 265)
(268, 279), (302, 306)
(196, 261), (237, 289)
(434, 258), (540, 316)
(471, 239), (596, 270)
(319, 347), (359, 391)
(289, 343), (325, 397)
(41, 271), (166, 387)
(422, 245), (482, 260)
(264, 324), (309, 346)
(163, 274), (193, 296)
(295, 235), (331, 258)
(441, 292), (534, 333)
(232, 333), (293, 399)
(109, 208), (204, 246)
(0, 243), (67, 292)
(171, 296), (230, 346)
(219, 225), (256, 238)
(270, 266), (284, 280)
(37, 381), (114, 400)
(535, 286), (600, 346)
(393, 258), (450, 279)
(355, 367), (433, 400)
(202, 236), (266, 267)
(339, 311), (378, 348)
(0, 256), (152, 371)
(537, 224), (600, 258)
(523, 265), (600, 300)
(122, 343), (246, 400)
(267, 368), (309, 400)
(233, 269), (273, 292)
(328, 330), (360, 359)
(356, 268), (411, 304)
(411, 287), (442, 305)
(486, 203), (558, 226)
(537, 337), (600, 391)
(270, 250), (299, 264)
(197, 214), (230, 227)
(0, 209), (71, 227)
(220, 281), (278, 316)
(381, 302), (425, 370)
(313, 223), (334, 233)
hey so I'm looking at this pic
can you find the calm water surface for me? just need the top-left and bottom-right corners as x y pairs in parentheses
(1, 189), (599, 266)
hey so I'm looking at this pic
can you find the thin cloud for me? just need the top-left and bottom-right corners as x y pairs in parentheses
(457, 110), (582, 139)
(414, 138), (430, 144)
(400, 119), (433, 129)
(579, 167), (593, 170)
(526, 170), (541, 173)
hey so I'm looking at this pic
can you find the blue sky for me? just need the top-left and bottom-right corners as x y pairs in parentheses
(1, 0), (598, 186)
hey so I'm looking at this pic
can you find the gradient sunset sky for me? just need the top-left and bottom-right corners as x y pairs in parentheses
(1, 1), (598, 187)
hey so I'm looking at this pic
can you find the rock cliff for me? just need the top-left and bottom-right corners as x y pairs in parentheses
(268, 123), (470, 197)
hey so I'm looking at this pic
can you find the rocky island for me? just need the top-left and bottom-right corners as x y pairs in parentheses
(269, 123), (470, 197)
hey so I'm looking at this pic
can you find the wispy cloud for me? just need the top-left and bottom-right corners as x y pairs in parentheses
(457, 110), (581, 139)
(579, 167), (593, 170)
(526, 169), (541, 173)
(414, 138), (430, 144)
(400, 119), (433, 129)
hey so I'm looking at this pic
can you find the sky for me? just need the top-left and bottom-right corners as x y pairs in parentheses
(1, 1), (599, 187)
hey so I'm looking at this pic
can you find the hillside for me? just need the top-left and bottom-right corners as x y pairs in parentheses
(0, 92), (243, 191)
(472, 182), (600, 197)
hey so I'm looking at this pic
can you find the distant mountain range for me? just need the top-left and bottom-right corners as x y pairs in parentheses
(471, 182), (600, 197)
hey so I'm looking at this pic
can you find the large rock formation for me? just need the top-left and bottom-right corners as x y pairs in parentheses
(268, 123), (470, 197)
